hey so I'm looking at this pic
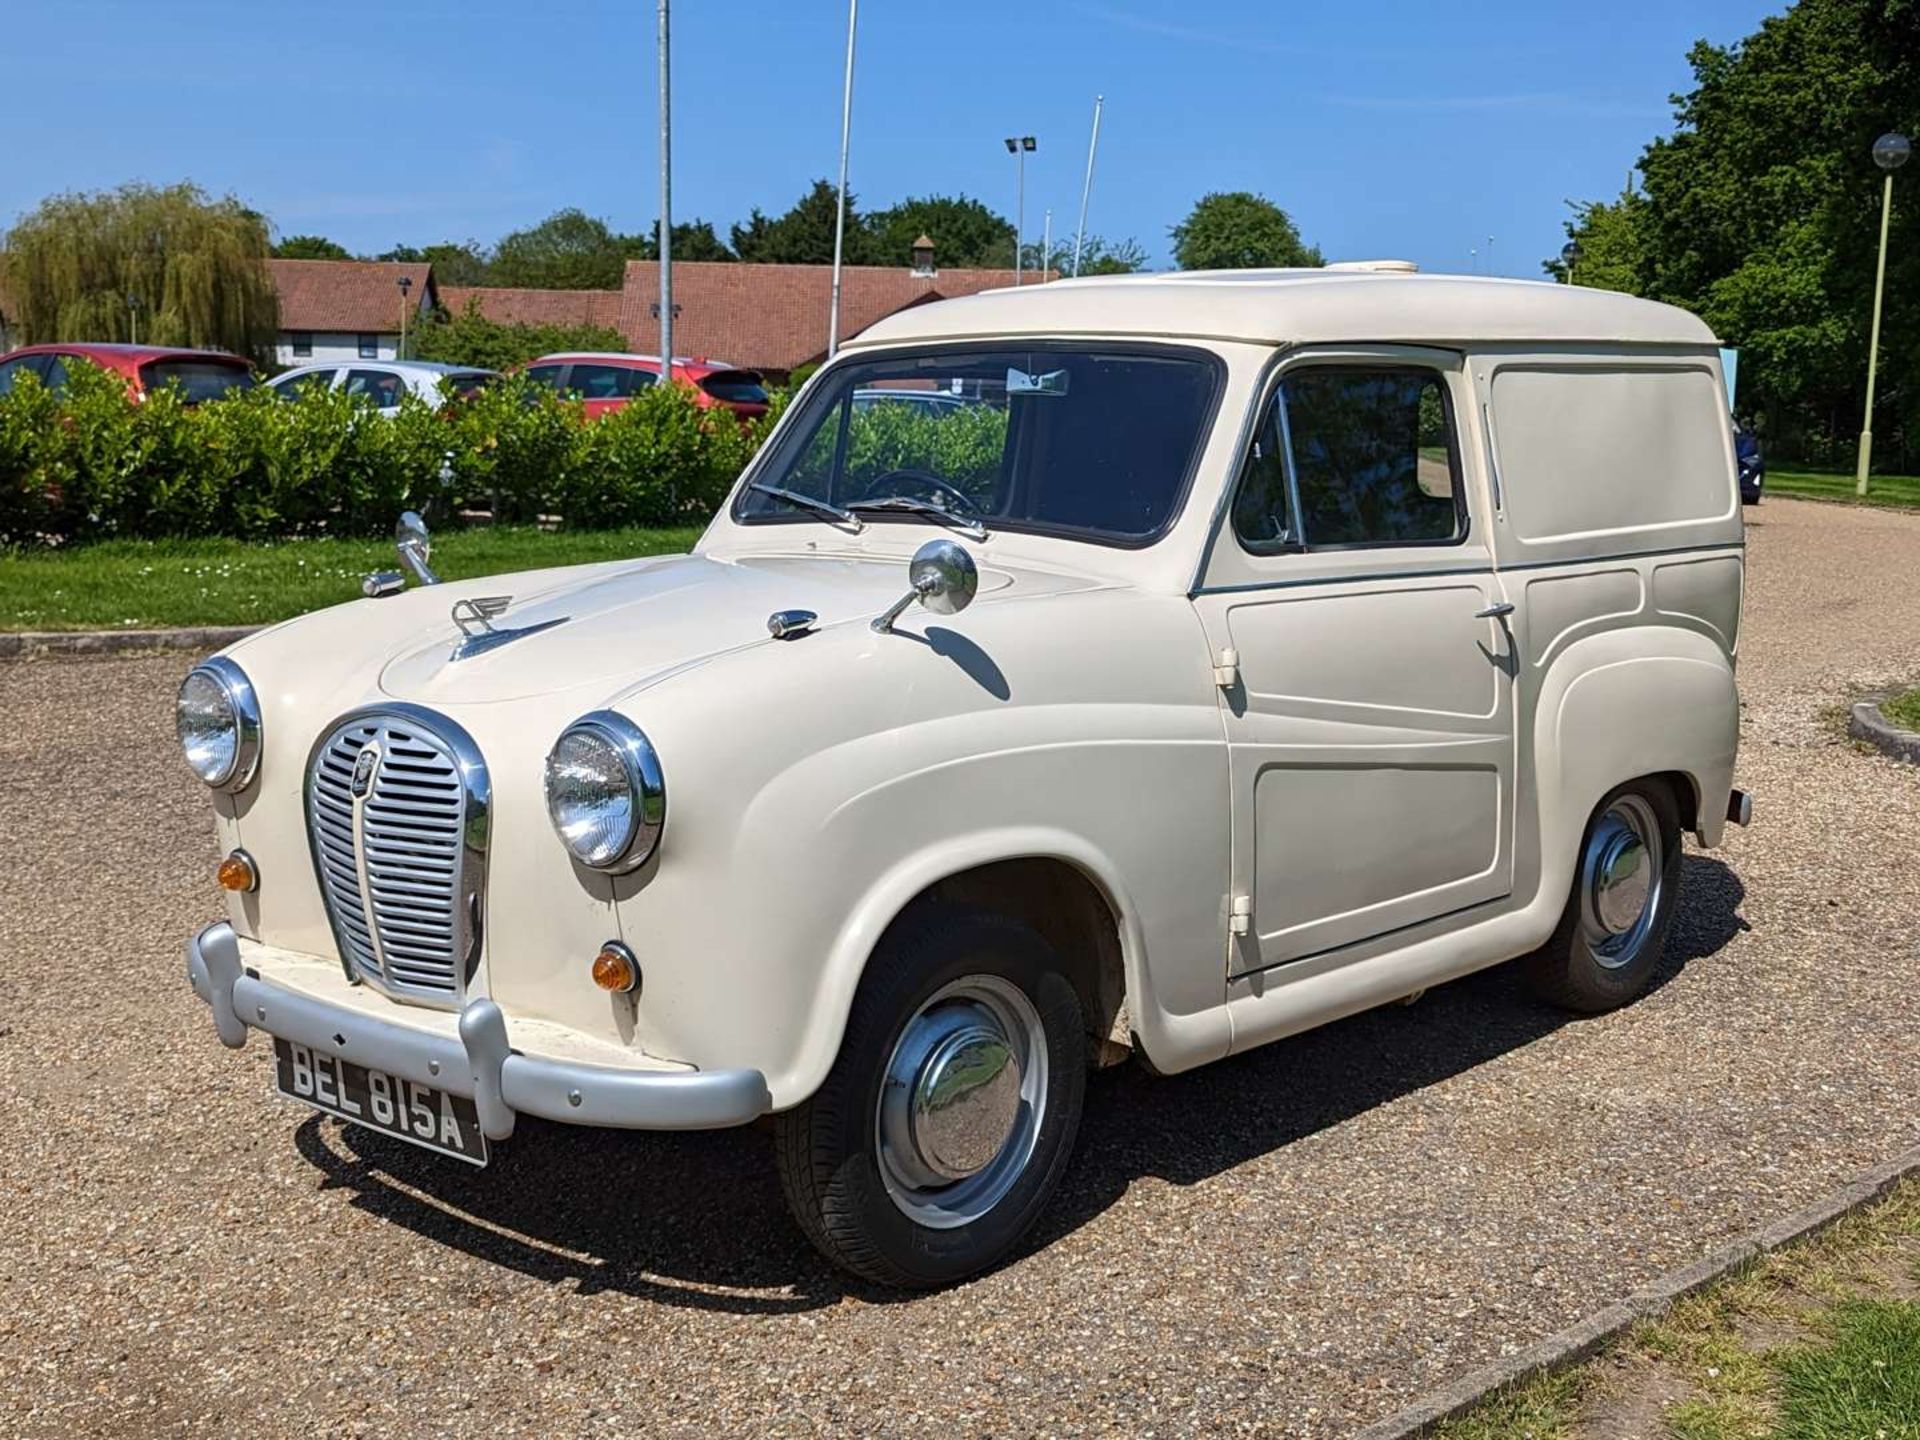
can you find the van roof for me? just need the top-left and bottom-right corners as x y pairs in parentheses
(847, 269), (1719, 352)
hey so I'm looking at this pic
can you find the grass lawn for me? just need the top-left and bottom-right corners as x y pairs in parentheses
(1882, 688), (1920, 733)
(1769, 469), (1920, 509)
(0, 526), (704, 632)
(1436, 1179), (1920, 1439)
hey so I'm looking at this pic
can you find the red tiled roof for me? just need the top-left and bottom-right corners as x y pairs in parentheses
(617, 261), (1042, 373)
(440, 286), (624, 331)
(267, 259), (434, 333)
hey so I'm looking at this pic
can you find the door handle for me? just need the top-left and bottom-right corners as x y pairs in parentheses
(1475, 601), (1516, 620)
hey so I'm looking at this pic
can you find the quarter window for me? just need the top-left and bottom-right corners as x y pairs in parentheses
(1233, 366), (1464, 553)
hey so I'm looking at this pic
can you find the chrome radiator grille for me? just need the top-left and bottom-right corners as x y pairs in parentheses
(306, 709), (489, 1006)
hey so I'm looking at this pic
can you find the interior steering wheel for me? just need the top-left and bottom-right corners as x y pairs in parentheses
(856, 468), (981, 515)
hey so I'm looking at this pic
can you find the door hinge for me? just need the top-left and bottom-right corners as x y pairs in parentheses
(1214, 646), (1240, 689)
(1229, 894), (1253, 936)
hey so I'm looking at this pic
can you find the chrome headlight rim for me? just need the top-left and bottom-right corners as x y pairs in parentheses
(544, 710), (666, 874)
(178, 656), (262, 792)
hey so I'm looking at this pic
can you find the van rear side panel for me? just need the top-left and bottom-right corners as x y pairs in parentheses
(1477, 347), (1744, 570)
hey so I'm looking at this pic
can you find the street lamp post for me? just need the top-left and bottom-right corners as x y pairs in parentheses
(1561, 239), (1583, 286)
(126, 293), (141, 345)
(397, 274), (413, 360)
(1856, 131), (1910, 497)
(1004, 135), (1035, 284)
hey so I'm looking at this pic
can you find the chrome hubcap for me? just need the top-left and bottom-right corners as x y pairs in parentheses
(1579, 794), (1664, 967)
(877, 975), (1047, 1229)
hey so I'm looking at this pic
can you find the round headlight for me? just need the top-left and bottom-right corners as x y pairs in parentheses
(177, 658), (261, 791)
(544, 711), (665, 872)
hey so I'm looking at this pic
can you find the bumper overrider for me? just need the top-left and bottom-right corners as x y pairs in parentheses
(186, 921), (770, 1140)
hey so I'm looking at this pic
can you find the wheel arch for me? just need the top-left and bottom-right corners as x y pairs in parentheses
(780, 828), (1158, 1106)
(1532, 625), (1738, 874)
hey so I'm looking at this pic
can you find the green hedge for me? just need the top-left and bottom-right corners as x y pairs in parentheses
(0, 363), (779, 547)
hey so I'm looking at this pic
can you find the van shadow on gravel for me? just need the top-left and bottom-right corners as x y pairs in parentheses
(296, 856), (1745, 1313)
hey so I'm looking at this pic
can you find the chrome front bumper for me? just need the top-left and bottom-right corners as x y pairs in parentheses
(185, 921), (770, 1141)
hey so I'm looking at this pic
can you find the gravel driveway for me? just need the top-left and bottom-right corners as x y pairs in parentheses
(3, 497), (1918, 1438)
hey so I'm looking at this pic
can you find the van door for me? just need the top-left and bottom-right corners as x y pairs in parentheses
(1192, 347), (1517, 975)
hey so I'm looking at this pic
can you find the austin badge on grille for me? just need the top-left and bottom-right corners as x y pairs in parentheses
(350, 747), (378, 798)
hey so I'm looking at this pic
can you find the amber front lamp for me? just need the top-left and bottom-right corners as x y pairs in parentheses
(217, 850), (258, 893)
(591, 941), (639, 994)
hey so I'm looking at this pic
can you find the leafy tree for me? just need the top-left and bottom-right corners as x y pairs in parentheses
(1028, 234), (1149, 277)
(1170, 191), (1322, 271)
(411, 298), (626, 370)
(650, 219), (734, 262)
(4, 181), (279, 365)
(732, 180), (876, 265)
(1556, 0), (1920, 466)
(864, 194), (1013, 269)
(376, 241), (493, 286)
(274, 234), (352, 260)
(489, 208), (650, 289)
(1544, 192), (1648, 293)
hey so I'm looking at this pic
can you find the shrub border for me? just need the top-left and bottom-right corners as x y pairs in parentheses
(1849, 691), (1920, 765)
(1352, 1144), (1920, 1439)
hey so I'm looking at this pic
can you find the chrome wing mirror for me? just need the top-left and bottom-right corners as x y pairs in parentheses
(363, 509), (442, 596)
(872, 538), (978, 634)
(395, 510), (439, 585)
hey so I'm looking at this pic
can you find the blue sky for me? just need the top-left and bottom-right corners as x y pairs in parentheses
(5, 0), (1780, 277)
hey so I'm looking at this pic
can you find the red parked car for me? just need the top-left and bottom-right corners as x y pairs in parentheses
(0, 343), (256, 404)
(523, 352), (770, 422)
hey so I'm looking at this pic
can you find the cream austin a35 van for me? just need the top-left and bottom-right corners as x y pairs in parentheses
(180, 266), (1748, 1286)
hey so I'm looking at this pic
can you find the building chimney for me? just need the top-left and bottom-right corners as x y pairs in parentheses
(910, 234), (936, 277)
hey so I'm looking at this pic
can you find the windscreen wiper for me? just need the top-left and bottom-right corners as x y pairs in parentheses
(846, 496), (988, 540)
(747, 482), (863, 530)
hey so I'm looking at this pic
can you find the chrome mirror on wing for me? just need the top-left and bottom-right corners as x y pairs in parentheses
(395, 509), (440, 586)
(872, 538), (979, 635)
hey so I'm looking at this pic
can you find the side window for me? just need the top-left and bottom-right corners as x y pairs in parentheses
(525, 364), (565, 390)
(344, 369), (404, 407)
(1230, 398), (1295, 553)
(41, 354), (71, 391)
(1233, 366), (1463, 553)
(563, 363), (649, 399)
(276, 368), (336, 400)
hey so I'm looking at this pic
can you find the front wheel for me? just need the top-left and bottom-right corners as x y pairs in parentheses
(774, 904), (1086, 1288)
(1524, 779), (1684, 1012)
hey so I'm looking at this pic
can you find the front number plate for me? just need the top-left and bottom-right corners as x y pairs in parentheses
(272, 1036), (488, 1166)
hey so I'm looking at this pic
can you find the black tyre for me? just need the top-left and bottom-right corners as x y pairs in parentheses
(1524, 778), (1684, 1013)
(774, 903), (1087, 1288)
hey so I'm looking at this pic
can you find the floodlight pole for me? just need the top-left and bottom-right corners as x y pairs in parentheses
(657, 0), (674, 380)
(1072, 94), (1103, 278)
(1042, 209), (1052, 281)
(828, 0), (858, 358)
(1005, 136), (1035, 284)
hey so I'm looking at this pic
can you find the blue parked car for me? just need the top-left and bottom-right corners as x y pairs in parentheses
(1734, 418), (1764, 505)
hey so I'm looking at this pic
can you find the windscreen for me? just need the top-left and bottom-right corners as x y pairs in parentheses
(140, 361), (255, 403)
(735, 345), (1218, 545)
(699, 370), (770, 405)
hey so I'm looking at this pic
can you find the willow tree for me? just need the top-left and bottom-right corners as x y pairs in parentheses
(5, 182), (279, 365)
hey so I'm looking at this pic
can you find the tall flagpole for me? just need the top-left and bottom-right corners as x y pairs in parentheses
(1071, 94), (1103, 278)
(657, 0), (674, 378)
(828, 0), (858, 357)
